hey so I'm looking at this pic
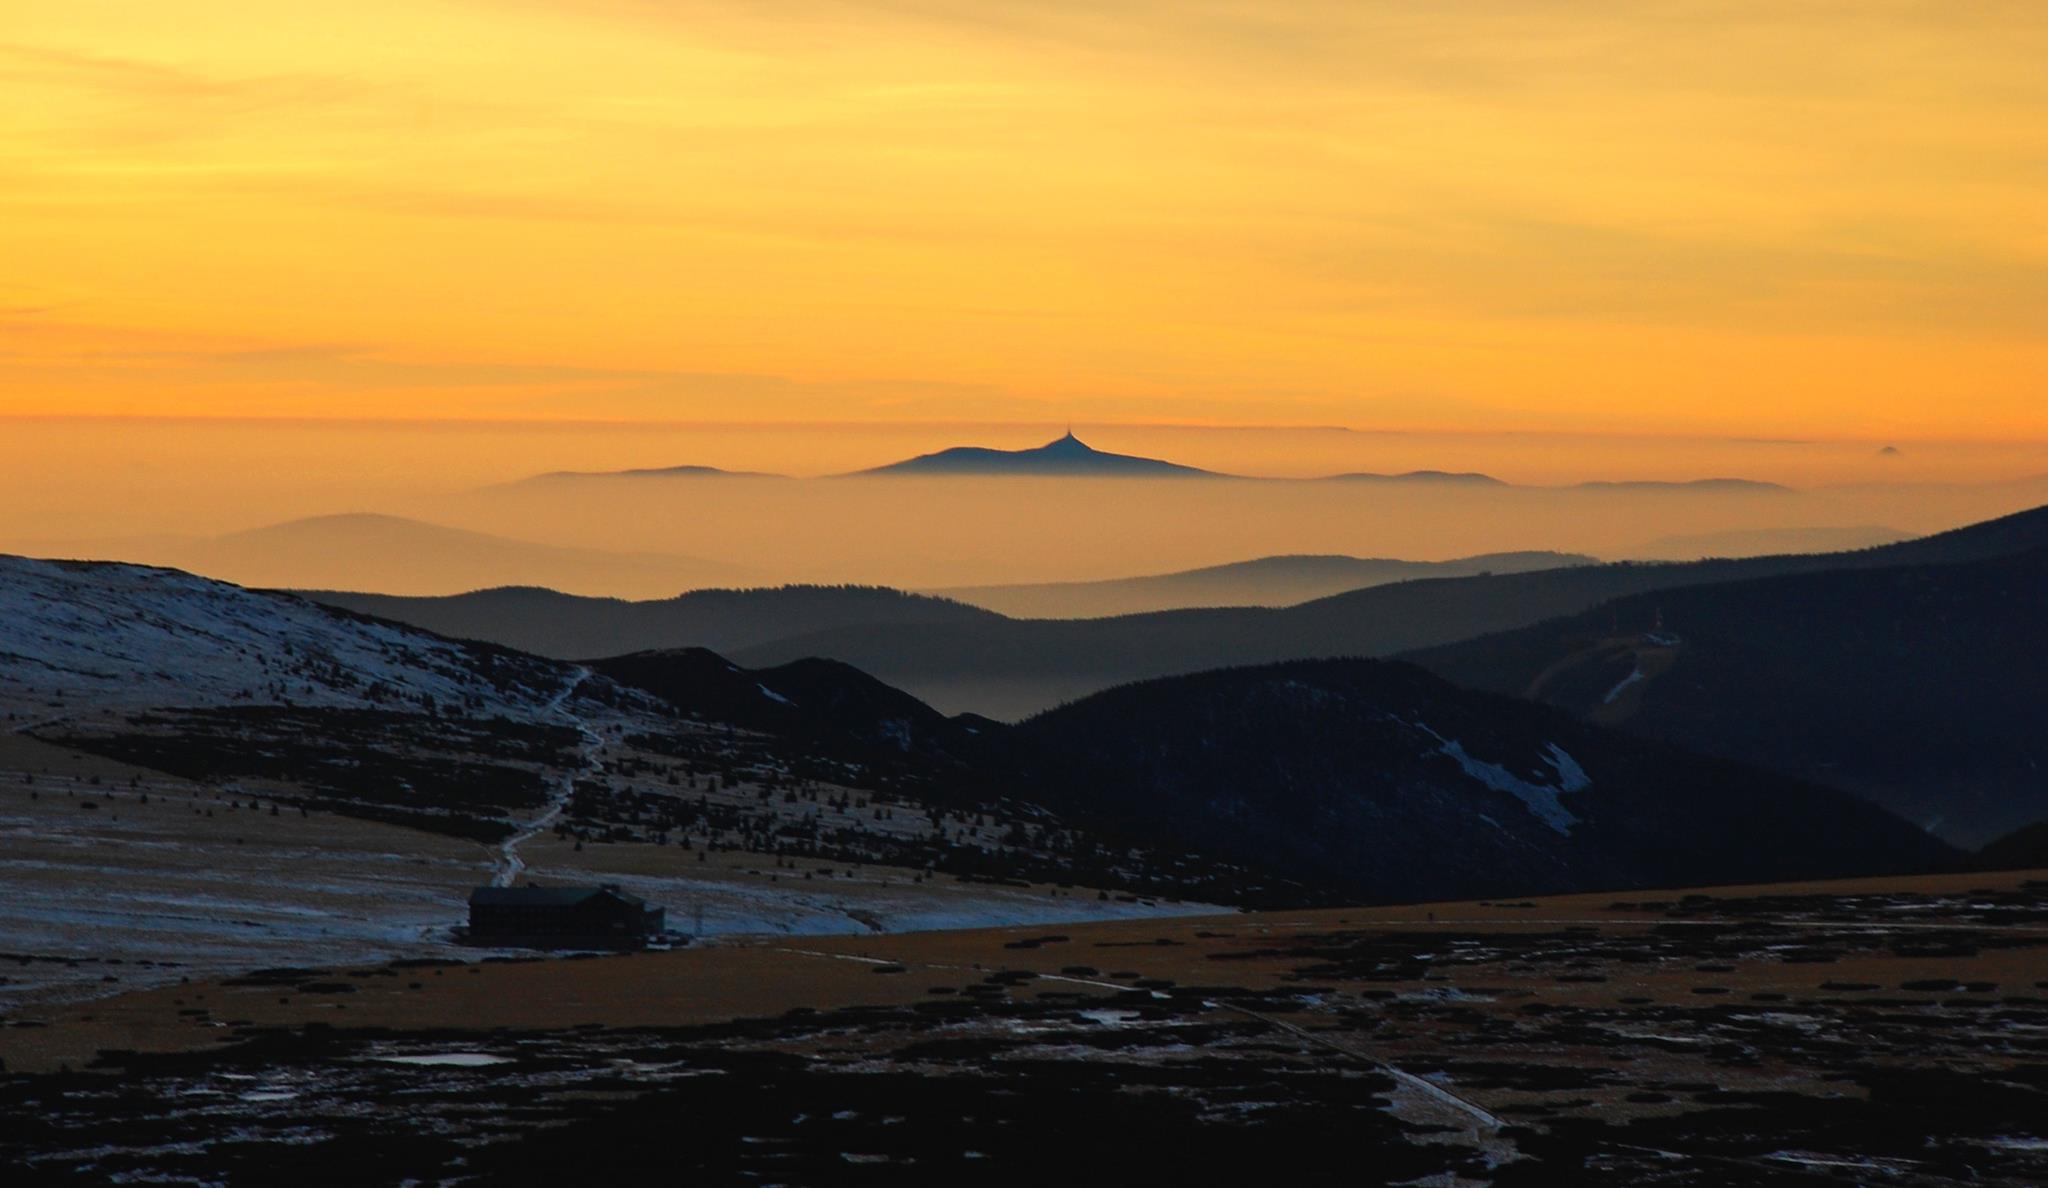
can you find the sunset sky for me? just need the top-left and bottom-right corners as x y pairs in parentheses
(4, 1), (2046, 442)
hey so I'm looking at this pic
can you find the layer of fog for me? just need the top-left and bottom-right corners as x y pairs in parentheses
(4, 418), (2044, 595)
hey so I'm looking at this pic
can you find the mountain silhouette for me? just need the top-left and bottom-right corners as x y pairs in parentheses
(309, 583), (999, 660)
(516, 464), (779, 483)
(1615, 525), (1914, 560)
(854, 431), (1216, 477)
(1322, 470), (1505, 486)
(1569, 478), (1792, 493)
(933, 550), (1593, 617)
(589, 647), (992, 764)
(308, 502), (2048, 721)
(724, 500), (2048, 716)
(38, 513), (743, 600)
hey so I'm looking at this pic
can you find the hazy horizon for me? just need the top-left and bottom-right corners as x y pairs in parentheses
(5, 415), (2044, 595)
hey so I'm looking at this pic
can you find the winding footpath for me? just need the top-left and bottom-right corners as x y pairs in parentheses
(492, 668), (605, 888)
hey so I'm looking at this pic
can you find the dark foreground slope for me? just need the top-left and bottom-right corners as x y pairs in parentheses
(987, 658), (1951, 903)
(588, 647), (991, 762)
(587, 647), (1951, 906)
(1408, 547), (2048, 847)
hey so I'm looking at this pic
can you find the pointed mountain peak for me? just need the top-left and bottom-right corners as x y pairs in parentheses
(854, 431), (1213, 477)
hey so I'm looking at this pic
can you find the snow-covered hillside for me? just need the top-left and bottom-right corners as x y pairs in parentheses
(0, 552), (1241, 981)
(0, 555), (578, 717)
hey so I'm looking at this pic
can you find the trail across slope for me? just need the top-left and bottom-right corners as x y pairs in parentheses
(493, 668), (601, 887)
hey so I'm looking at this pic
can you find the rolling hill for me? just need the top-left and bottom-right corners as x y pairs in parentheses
(729, 501), (2048, 716)
(1322, 469), (1506, 486)
(36, 513), (743, 600)
(1405, 547), (2048, 847)
(302, 502), (2048, 720)
(310, 584), (1001, 661)
(515, 464), (779, 482)
(988, 658), (1952, 902)
(932, 550), (1595, 618)
(1616, 524), (1915, 560)
(587, 647), (992, 762)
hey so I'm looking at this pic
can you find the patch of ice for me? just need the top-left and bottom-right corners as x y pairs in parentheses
(757, 684), (795, 707)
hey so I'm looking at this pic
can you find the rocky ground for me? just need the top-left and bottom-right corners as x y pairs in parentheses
(4, 869), (2045, 1185)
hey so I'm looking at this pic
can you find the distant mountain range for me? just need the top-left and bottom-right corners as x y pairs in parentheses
(1323, 470), (1505, 486)
(1571, 478), (1792, 494)
(306, 502), (2048, 721)
(514, 464), (777, 483)
(496, 432), (1813, 490)
(1616, 525), (1915, 560)
(725, 502), (2048, 716)
(25, 514), (743, 600)
(311, 583), (997, 660)
(933, 551), (1596, 618)
(1406, 546), (2048, 846)
(852, 431), (1215, 477)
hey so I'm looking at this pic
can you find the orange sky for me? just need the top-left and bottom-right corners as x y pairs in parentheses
(3, 1), (2046, 440)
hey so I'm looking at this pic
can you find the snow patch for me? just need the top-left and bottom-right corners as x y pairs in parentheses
(0, 555), (579, 717)
(1417, 725), (1591, 835)
(1601, 667), (1644, 705)
(1543, 743), (1592, 793)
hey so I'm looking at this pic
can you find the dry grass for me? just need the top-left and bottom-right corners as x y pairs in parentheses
(7, 866), (2042, 1077)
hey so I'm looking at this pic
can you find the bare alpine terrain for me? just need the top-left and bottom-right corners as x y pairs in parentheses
(4, 499), (2043, 1185)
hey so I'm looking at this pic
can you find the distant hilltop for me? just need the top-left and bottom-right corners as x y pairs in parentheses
(1570, 477), (1792, 494)
(520, 464), (780, 482)
(1323, 470), (1505, 486)
(852, 431), (1216, 477)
